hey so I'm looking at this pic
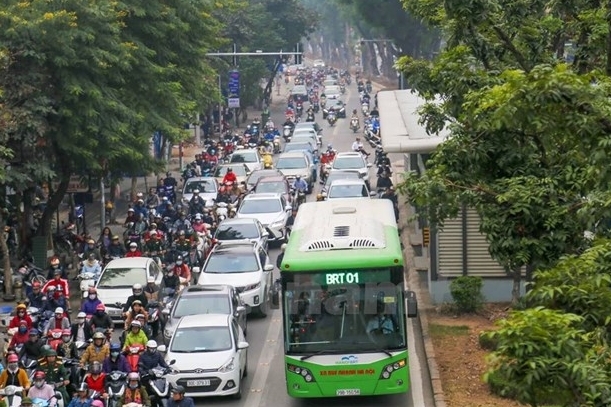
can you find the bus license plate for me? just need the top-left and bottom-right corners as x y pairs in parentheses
(187, 380), (210, 387)
(336, 389), (360, 396)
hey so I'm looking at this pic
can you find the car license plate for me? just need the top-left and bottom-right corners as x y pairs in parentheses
(336, 389), (360, 396)
(108, 309), (121, 316)
(187, 380), (210, 387)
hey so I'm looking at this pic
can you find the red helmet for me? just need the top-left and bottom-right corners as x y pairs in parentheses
(7, 354), (18, 363)
(95, 304), (105, 312)
(34, 371), (46, 380)
(62, 329), (71, 336)
(32, 281), (41, 288)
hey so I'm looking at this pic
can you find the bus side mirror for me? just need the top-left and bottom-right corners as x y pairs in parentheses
(405, 290), (418, 318)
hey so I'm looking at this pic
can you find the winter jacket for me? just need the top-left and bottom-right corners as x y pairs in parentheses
(167, 397), (195, 407)
(28, 384), (57, 407)
(80, 343), (110, 365)
(42, 278), (70, 297)
(89, 313), (113, 330)
(44, 316), (70, 335)
(67, 398), (92, 407)
(0, 368), (30, 388)
(80, 298), (102, 316)
(138, 350), (167, 373)
(123, 331), (148, 349)
(9, 315), (33, 330)
(102, 355), (130, 374)
(120, 386), (150, 407)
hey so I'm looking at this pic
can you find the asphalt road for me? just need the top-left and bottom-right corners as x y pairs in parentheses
(96, 72), (434, 406)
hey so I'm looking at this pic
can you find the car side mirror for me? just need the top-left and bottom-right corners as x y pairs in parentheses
(262, 230), (269, 237)
(405, 290), (418, 318)
(162, 309), (170, 316)
(158, 345), (167, 353)
(367, 163), (373, 168)
(369, 191), (377, 197)
(263, 264), (274, 272)
(236, 306), (246, 315)
(285, 205), (292, 212)
(237, 341), (249, 350)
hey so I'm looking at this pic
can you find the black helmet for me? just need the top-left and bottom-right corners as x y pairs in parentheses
(171, 385), (186, 395)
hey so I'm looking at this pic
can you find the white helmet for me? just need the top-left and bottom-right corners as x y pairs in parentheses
(146, 340), (158, 349)
(280, 243), (287, 251)
(55, 307), (64, 314)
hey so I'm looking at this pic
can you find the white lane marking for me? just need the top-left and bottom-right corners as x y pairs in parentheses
(243, 309), (283, 407)
(407, 315), (426, 406)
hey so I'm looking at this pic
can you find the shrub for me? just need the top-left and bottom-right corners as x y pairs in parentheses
(449, 276), (484, 313)
(478, 331), (498, 351)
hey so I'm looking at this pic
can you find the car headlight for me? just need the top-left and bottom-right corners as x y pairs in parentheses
(218, 357), (236, 373)
(244, 282), (261, 291)
(164, 328), (173, 338)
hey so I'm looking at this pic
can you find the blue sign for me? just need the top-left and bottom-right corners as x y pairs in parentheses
(228, 70), (240, 98)
(153, 131), (163, 159)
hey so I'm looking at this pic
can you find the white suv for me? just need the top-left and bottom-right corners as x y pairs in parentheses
(331, 152), (373, 188)
(198, 241), (274, 317)
(236, 193), (291, 243)
(325, 178), (375, 200)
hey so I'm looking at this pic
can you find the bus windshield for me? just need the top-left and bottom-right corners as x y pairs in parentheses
(282, 269), (406, 354)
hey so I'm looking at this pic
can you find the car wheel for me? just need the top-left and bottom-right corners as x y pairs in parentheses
(232, 380), (242, 400)
(243, 320), (248, 336)
(243, 354), (249, 377)
(256, 292), (268, 318)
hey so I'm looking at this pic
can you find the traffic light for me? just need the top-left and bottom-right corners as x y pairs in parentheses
(294, 43), (302, 65)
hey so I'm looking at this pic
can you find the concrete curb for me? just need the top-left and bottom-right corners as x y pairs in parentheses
(394, 171), (448, 406)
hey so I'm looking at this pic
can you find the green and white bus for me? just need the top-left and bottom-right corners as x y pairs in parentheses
(277, 198), (418, 398)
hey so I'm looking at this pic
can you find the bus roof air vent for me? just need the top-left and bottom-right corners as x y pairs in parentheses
(333, 226), (350, 237)
(349, 238), (385, 249)
(303, 240), (335, 251)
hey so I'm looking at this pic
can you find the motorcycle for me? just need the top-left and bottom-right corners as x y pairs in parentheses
(141, 363), (175, 407)
(74, 341), (88, 358)
(361, 102), (369, 116)
(21, 356), (38, 380)
(77, 272), (97, 299)
(46, 329), (64, 351)
(327, 112), (337, 126)
(105, 371), (127, 407)
(125, 344), (145, 372)
(273, 136), (281, 154)
(312, 102), (320, 113)
(295, 104), (303, 118)
(291, 188), (306, 208)
(0, 386), (24, 407)
(63, 358), (81, 394)
(282, 125), (292, 142)
(147, 301), (161, 337)
(350, 117), (360, 133)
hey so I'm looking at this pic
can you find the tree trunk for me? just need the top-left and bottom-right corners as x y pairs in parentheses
(379, 43), (396, 79)
(130, 177), (138, 202)
(366, 42), (380, 76)
(511, 266), (522, 304)
(38, 179), (69, 239)
(0, 212), (13, 299)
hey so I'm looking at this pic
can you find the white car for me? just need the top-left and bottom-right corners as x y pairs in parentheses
(331, 152), (373, 188)
(159, 314), (248, 399)
(236, 192), (292, 242)
(325, 86), (341, 100)
(182, 177), (218, 204)
(95, 257), (164, 323)
(324, 178), (376, 200)
(313, 59), (325, 68)
(198, 241), (274, 317)
(229, 150), (262, 173)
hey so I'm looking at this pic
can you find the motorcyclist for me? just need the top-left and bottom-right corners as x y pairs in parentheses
(262, 151), (273, 169)
(124, 208), (138, 226)
(381, 186), (400, 221)
(106, 235), (125, 258)
(123, 321), (148, 349)
(81, 253), (102, 280)
(58, 328), (78, 359)
(276, 244), (286, 269)
(46, 256), (68, 280)
(0, 354), (30, 389)
(143, 231), (164, 257)
(44, 307), (70, 335)
(351, 137), (369, 157)
(167, 386), (195, 407)
(89, 304), (113, 331)
(173, 256), (191, 286)
(67, 383), (91, 407)
(156, 196), (171, 217)
(8, 320), (30, 348)
(83, 239), (102, 262)
(222, 168), (237, 184)
(172, 212), (191, 235)
(37, 349), (70, 402)
(20, 328), (45, 361)
(161, 269), (180, 298)
(83, 361), (106, 394)
(265, 118), (275, 131)
(292, 176), (308, 194)
(146, 188), (160, 210)
(144, 277), (160, 302)
(125, 241), (142, 257)
(138, 340), (168, 376)
(26, 281), (45, 309)
(102, 343), (130, 374)
(9, 303), (33, 330)
(71, 312), (93, 342)
(120, 372), (151, 407)
(316, 193), (325, 201)
(124, 300), (149, 331)
(188, 191), (205, 216)
(133, 199), (149, 219)
(27, 371), (57, 407)
(80, 287), (102, 317)
(376, 171), (394, 190)
(43, 269), (70, 298)
(122, 284), (148, 313)
(80, 331), (110, 366)
(191, 214), (208, 234)
(306, 109), (315, 122)
(172, 231), (193, 253)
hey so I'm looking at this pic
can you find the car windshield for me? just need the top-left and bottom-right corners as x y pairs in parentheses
(284, 143), (313, 153)
(324, 172), (361, 190)
(256, 181), (287, 195)
(184, 180), (216, 194)
(205, 252), (259, 273)
(171, 326), (232, 353)
(283, 270), (407, 354)
(215, 223), (259, 240)
(97, 268), (146, 289)
(230, 152), (258, 163)
(329, 184), (368, 198)
(276, 157), (307, 170)
(173, 295), (231, 318)
(247, 171), (278, 186)
(239, 198), (282, 214)
(291, 137), (315, 146)
(215, 166), (247, 178)
(333, 157), (365, 170)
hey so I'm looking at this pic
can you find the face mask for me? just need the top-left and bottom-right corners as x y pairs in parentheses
(176, 261), (182, 265)
(19, 327), (26, 333)
(62, 336), (71, 343)
(129, 383), (138, 390)
(110, 351), (120, 358)
(167, 271), (174, 276)
(130, 248), (137, 252)
(96, 310), (104, 316)
(89, 294), (96, 300)
(148, 348), (156, 354)
(35, 380), (44, 388)
(52, 265), (59, 269)
(7, 363), (18, 371)
(77, 318), (85, 325)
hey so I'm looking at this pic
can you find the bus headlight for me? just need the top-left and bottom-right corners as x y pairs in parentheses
(287, 364), (316, 382)
(379, 358), (407, 380)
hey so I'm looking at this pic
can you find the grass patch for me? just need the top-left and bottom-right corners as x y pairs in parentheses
(429, 323), (470, 337)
